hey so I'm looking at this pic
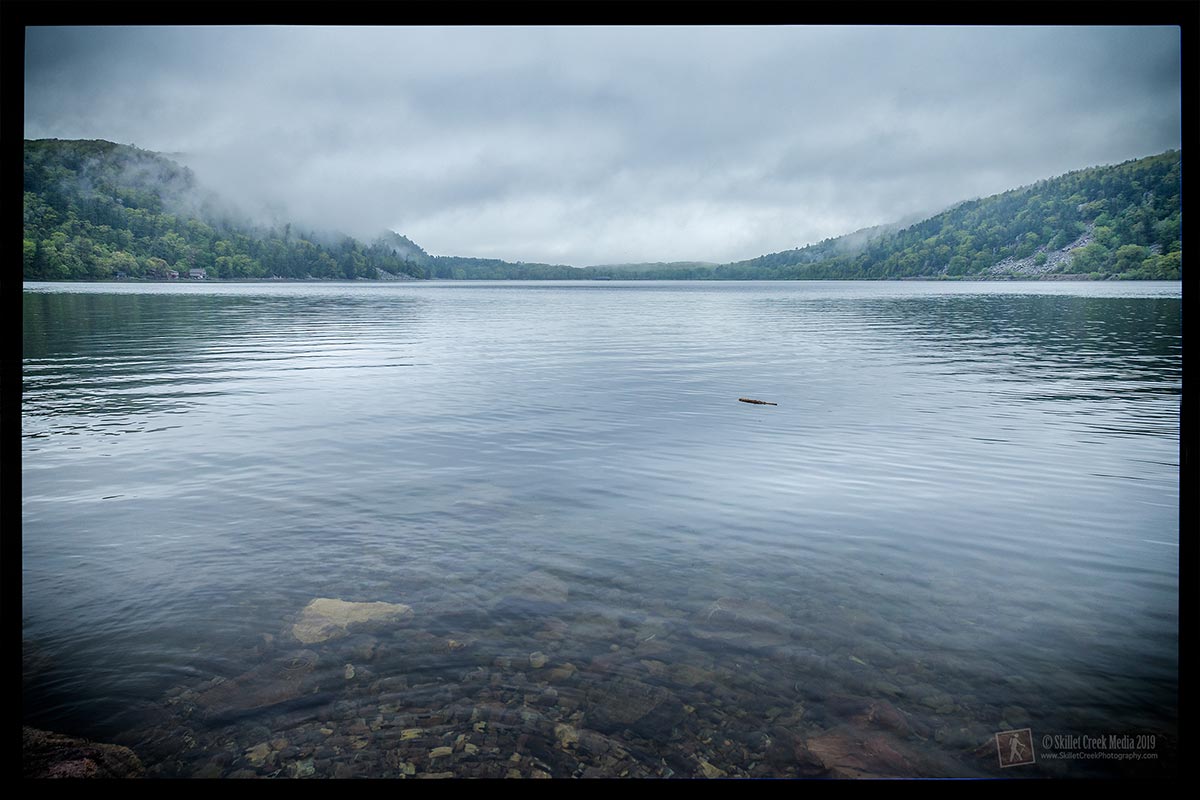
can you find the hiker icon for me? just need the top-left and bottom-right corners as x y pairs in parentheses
(996, 728), (1036, 767)
(1008, 734), (1027, 761)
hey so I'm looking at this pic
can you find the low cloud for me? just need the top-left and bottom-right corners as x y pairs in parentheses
(25, 26), (1181, 265)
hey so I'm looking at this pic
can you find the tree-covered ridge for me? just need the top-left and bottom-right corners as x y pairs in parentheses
(724, 151), (1181, 280)
(429, 152), (1181, 281)
(23, 139), (1181, 282)
(23, 139), (429, 281)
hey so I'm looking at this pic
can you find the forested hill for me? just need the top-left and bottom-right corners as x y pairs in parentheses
(721, 151), (1181, 280)
(23, 140), (1181, 281)
(23, 139), (430, 281)
(427, 152), (1181, 280)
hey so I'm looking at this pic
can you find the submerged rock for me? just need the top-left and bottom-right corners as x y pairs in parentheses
(292, 598), (414, 644)
(23, 727), (144, 779)
(689, 597), (794, 650)
(344, 634), (379, 662)
(804, 728), (918, 779)
(193, 649), (321, 719)
(546, 662), (578, 683)
(804, 719), (978, 779)
(554, 724), (581, 749)
(585, 677), (687, 738)
(670, 663), (714, 689)
(244, 742), (272, 767)
(859, 699), (913, 737)
(491, 570), (570, 616)
(918, 690), (958, 715)
(827, 695), (914, 738)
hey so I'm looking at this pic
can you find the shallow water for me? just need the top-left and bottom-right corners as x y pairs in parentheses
(22, 280), (1180, 778)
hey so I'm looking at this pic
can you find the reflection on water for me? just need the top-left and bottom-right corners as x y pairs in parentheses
(22, 281), (1180, 778)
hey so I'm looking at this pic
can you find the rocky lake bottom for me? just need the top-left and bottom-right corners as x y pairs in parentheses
(77, 569), (1168, 780)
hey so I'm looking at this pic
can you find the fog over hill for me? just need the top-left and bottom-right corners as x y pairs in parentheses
(23, 26), (1181, 266)
(23, 139), (1180, 281)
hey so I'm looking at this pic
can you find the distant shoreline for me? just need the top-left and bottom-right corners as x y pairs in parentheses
(23, 275), (1178, 284)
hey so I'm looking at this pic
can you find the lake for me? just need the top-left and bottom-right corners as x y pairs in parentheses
(22, 280), (1181, 778)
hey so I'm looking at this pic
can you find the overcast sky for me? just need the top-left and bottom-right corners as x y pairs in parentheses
(24, 26), (1181, 266)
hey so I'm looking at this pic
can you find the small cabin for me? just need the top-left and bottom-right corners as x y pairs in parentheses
(188, 268), (207, 280)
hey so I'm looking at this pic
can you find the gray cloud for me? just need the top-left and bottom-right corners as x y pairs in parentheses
(24, 25), (1181, 265)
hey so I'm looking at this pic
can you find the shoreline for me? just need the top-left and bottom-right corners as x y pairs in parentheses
(21, 274), (1178, 285)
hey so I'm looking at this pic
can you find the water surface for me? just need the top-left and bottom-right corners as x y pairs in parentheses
(23, 281), (1181, 778)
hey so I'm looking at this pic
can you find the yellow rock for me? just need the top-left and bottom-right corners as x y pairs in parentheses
(292, 598), (413, 644)
(639, 659), (668, 676)
(430, 746), (453, 758)
(554, 724), (580, 748)
(245, 742), (272, 767)
(547, 663), (577, 683)
(699, 760), (726, 779)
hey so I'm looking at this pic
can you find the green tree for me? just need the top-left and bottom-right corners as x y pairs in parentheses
(1113, 244), (1149, 274)
(1071, 242), (1110, 273)
(23, 239), (38, 274)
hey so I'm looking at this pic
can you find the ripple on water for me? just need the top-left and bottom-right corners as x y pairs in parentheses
(22, 281), (1180, 777)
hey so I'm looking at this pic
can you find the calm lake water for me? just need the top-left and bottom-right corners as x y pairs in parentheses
(22, 280), (1181, 778)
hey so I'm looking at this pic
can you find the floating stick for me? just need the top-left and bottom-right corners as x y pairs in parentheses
(738, 398), (778, 406)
